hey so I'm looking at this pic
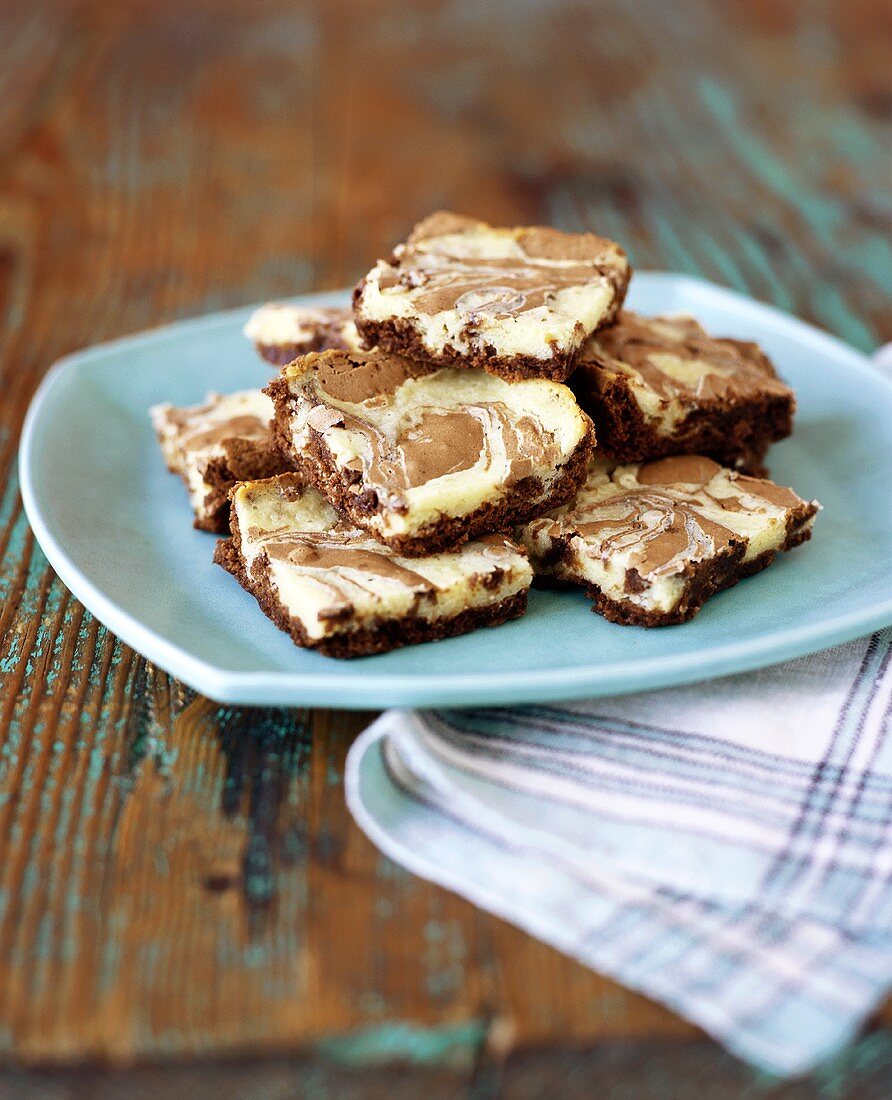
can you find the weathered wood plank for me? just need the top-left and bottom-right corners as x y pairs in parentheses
(1, 1034), (892, 1100)
(0, 0), (889, 1082)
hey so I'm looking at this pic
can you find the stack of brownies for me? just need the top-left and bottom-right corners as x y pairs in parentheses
(151, 212), (819, 657)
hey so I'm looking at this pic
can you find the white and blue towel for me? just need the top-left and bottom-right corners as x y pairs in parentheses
(347, 626), (892, 1078)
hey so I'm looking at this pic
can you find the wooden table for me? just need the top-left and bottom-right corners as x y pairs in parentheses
(1, 1), (890, 1095)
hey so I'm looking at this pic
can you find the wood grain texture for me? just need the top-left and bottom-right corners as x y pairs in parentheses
(0, 0), (890, 1092)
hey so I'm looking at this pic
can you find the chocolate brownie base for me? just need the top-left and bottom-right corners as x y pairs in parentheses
(269, 382), (595, 555)
(572, 371), (794, 474)
(197, 437), (292, 533)
(214, 514), (528, 658)
(353, 288), (626, 384)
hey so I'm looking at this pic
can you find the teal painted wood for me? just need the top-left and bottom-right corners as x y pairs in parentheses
(3, 1034), (892, 1098)
(0, 0), (889, 1079)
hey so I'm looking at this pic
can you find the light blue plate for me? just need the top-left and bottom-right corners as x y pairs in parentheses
(19, 274), (892, 708)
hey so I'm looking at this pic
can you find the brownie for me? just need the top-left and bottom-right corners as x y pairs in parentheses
(522, 454), (818, 626)
(215, 473), (532, 657)
(571, 312), (796, 473)
(150, 389), (291, 533)
(244, 303), (362, 367)
(353, 211), (630, 383)
(266, 347), (595, 556)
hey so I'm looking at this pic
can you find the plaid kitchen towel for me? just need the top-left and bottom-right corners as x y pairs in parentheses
(346, 629), (892, 1077)
(346, 345), (892, 1077)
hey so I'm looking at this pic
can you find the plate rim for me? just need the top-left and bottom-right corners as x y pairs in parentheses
(19, 273), (892, 708)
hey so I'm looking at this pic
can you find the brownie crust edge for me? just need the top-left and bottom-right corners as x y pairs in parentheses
(572, 369), (795, 475)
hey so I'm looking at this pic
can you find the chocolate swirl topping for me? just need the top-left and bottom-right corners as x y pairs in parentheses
(301, 350), (565, 497)
(251, 525), (434, 622)
(263, 530), (435, 591)
(334, 404), (558, 496)
(245, 483), (523, 624)
(584, 312), (791, 402)
(162, 393), (272, 453)
(542, 456), (809, 579)
(377, 212), (628, 319)
(575, 492), (736, 576)
(313, 351), (428, 403)
(183, 413), (269, 451)
(636, 455), (724, 486)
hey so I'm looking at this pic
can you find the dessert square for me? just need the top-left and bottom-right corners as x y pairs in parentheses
(267, 348), (595, 556)
(572, 312), (795, 473)
(353, 212), (630, 382)
(522, 454), (818, 626)
(151, 389), (289, 533)
(244, 303), (361, 366)
(214, 473), (532, 657)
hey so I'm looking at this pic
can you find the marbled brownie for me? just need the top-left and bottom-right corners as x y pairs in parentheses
(353, 212), (630, 382)
(267, 348), (594, 555)
(214, 473), (532, 657)
(522, 455), (818, 625)
(244, 303), (361, 366)
(572, 312), (795, 472)
(151, 389), (289, 532)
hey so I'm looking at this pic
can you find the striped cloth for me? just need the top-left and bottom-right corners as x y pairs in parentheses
(346, 626), (892, 1077)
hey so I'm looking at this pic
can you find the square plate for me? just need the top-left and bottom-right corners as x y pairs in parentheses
(19, 274), (892, 708)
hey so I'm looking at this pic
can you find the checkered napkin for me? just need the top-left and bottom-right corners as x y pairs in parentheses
(346, 631), (892, 1077)
(346, 347), (892, 1079)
